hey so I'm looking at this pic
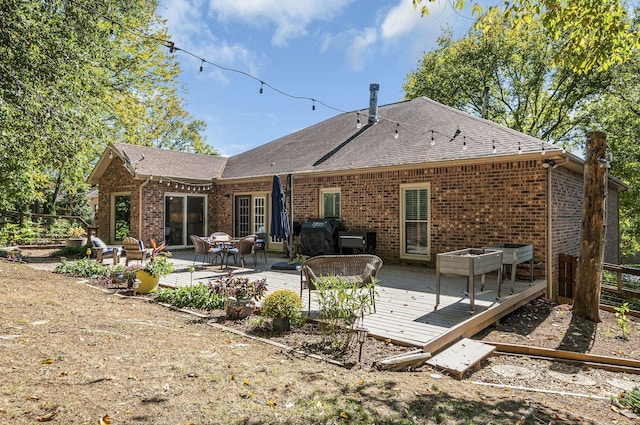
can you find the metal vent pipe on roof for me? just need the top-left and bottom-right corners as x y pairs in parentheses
(368, 83), (379, 123)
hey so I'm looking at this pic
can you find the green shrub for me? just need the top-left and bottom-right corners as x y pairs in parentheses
(155, 283), (225, 310)
(54, 258), (110, 278)
(261, 289), (303, 325)
(315, 276), (377, 353)
(52, 244), (92, 258)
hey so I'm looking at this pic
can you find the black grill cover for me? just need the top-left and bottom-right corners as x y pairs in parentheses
(300, 219), (342, 257)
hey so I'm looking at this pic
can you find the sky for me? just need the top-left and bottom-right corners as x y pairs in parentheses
(158, 0), (494, 157)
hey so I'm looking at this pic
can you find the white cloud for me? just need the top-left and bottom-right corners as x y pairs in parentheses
(205, 0), (354, 46)
(347, 28), (378, 72)
(379, 0), (425, 40)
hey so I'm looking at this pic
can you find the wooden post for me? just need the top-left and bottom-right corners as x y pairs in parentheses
(573, 132), (607, 322)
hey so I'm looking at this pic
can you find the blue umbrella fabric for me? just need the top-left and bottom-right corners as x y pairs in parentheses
(270, 175), (291, 242)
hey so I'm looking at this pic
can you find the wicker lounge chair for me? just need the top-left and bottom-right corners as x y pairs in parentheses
(300, 254), (383, 313)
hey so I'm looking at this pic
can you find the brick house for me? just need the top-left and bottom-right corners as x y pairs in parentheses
(88, 88), (625, 300)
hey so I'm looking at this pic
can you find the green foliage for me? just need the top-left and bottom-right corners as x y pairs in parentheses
(617, 387), (640, 414)
(403, 8), (611, 148)
(260, 290), (303, 325)
(209, 273), (268, 301)
(52, 244), (92, 258)
(142, 253), (174, 278)
(0, 0), (212, 215)
(67, 226), (86, 238)
(614, 302), (631, 337)
(54, 258), (110, 278)
(314, 276), (377, 353)
(413, 0), (638, 75)
(155, 283), (225, 310)
(0, 219), (45, 245)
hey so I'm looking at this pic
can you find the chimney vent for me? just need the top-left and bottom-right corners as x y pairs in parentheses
(368, 83), (379, 124)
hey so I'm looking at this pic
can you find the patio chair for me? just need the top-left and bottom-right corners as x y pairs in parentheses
(252, 232), (268, 263)
(225, 235), (257, 268)
(123, 237), (152, 266)
(90, 236), (121, 265)
(300, 254), (383, 314)
(191, 235), (221, 269)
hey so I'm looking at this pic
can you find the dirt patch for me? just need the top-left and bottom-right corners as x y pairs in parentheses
(1, 260), (640, 424)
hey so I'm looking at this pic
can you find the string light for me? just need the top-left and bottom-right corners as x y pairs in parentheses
(462, 136), (467, 150)
(62, 3), (560, 160)
(541, 143), (546, 155)
(159, 178), (162, 184)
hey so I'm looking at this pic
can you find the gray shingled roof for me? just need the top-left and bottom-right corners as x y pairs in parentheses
(221, 97), (562, 179)
(111, 143), (227, 181)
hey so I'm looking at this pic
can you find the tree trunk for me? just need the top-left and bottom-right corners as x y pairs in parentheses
(573, 132), (607, 322)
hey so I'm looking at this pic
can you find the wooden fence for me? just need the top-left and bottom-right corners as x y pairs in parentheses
(558, 254), (640, 310)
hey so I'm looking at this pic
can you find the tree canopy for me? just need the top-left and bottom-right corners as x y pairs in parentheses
(0, 0), (215, 216)
(413, 0), (639, 75)
(404, 8), (612, 147)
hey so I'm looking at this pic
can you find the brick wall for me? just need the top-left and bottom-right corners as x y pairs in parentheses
(291, 160), (548, 265)
(98, 156), (621, 301)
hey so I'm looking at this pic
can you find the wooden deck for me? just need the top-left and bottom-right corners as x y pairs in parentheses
(161, 250), (546, 355)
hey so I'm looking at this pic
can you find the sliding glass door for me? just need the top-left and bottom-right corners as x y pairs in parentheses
(165, 194), (206, 247)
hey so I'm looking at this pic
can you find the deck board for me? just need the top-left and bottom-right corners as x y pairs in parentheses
(161, 253), (546, 354)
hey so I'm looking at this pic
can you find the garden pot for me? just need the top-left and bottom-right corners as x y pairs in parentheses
(272, 317), (290, 332)
(225, 296), (256, 319)
(135, 270), (160, 293)
(65, 237), (87, 248)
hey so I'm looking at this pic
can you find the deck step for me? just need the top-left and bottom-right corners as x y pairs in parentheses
(426, 338), (494, 379)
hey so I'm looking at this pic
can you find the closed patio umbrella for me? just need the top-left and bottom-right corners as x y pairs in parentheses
(270, 175), (290, 242)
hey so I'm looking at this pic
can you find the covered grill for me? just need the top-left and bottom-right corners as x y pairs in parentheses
(300, 219), (342, 257)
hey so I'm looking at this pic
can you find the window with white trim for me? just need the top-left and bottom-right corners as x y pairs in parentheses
(320, 188), (340, 219)
(400, 183), (430, 259)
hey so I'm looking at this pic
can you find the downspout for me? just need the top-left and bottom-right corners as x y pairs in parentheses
(544, 156), (569, 300)
(138, 176), (151, 240)
(545, 164), (553, 300)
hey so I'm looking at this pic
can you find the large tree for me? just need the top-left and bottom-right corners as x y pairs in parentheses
(0, 0), (214, 216)
(413, 0), (638, 75)
(410, 2), (640, 322)
(403, 8), (612, 147)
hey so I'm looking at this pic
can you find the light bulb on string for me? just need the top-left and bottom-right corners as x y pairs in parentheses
(311, 100), (316, 111)
(159, 178), (162, 184)
(181, 185), (185, 190)
(259, 81), (264, 94)
(462, 136), (467, 150)
(199, 60), (204, 73)
(541, 143), (546, 155)
(167, 181), (170, 187)
(175, 182), (178, 188)
(356, 113), (362, 129)
(430, 130), (435, 146)
(518, 142), (522, 154)
(394, 124), (400, 139)
(492, 140), (496, 154)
